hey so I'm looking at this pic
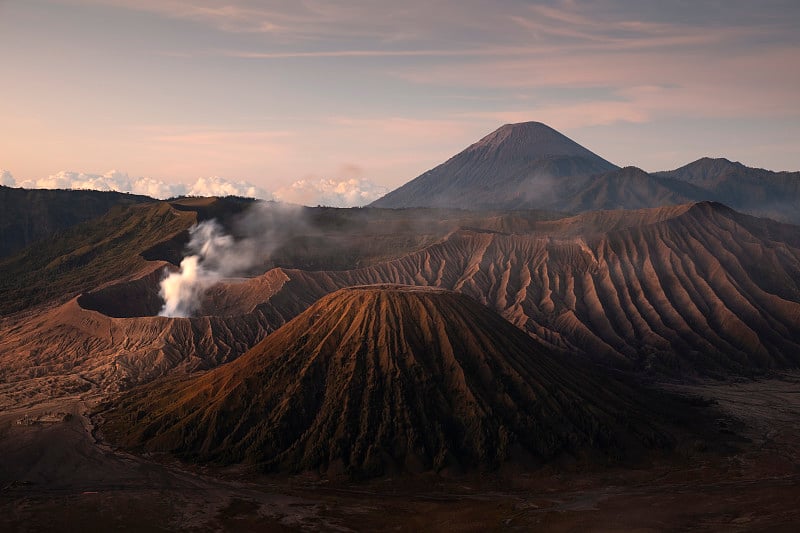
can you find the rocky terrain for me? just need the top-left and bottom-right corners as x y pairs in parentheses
(0, 185), (153, 259)
(101, 285), (674, 478)
(656, 157), (800, 223)
(2, 121), (800, 530)
(3, 200), (798, 416)
(69, 201), (800, 380)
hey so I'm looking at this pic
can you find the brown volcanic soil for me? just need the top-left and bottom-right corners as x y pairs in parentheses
(249, 202), (800, 376)
(4, 376), (800, 531)
(6, 200), (795, 415)
(0, 266), (294, 410)
(102, 285), (674, 478)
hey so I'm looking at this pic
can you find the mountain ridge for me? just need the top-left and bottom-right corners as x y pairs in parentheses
(371, 122), (618, 210)
(100, 285), (672, 477)
(0, 186), (155, 259)
(371, 122), (800, 223)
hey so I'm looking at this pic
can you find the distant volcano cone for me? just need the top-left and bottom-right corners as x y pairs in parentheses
(371, 121), (618, 210)
(102, 285), (669, 477)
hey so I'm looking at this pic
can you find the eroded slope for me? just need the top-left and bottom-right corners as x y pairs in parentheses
(102, 286), (670, 477)
(258, 202), (800, 375)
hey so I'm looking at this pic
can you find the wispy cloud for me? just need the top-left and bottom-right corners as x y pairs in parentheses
(8, 0), (800, 184)
(151, 129), (294, 145)
(220, 48), (510, 59)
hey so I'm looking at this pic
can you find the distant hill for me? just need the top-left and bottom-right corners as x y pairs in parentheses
(371, 121), (618, 210)
(371, 123), (800, 224)
(560, 166), (708, 212)
(0, 196), (254, 316)
(101, 285), (672, 478)
(656, 157), (800, 224)
(0, 186), (155, 258)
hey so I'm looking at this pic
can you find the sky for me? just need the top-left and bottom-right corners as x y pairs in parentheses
(1, 0), (799, 205)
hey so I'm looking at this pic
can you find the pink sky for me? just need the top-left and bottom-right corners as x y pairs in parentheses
(1, 0), (798, 203)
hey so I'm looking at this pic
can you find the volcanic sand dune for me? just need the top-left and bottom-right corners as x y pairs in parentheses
(102, 285), (671, 478)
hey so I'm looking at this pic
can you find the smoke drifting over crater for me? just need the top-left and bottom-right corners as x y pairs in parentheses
(158, 202), (304, 317)
(159, 221), (234, 317)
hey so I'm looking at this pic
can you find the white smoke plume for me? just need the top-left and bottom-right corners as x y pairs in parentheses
(273, 177), (387, 207)
(160, 222), (223, 317)
(159, 255), (211, 318)
(10, 169), (268, 200)
(158, 202), (305, 317)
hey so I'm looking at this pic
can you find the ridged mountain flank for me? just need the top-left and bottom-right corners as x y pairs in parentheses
(371, 122), (618, 210)
(0, 186), (154, 259)
(253, 202), (800, 376)
(656, 158), (800, 224)
(101, 285), (669, 478)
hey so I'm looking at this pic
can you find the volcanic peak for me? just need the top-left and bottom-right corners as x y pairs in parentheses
(465, 121), (614, 163)
(370, 121), (618, 209)
(102, 284), (669, 478)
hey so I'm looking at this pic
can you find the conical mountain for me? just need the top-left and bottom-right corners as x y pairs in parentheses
(102, 285), (670, 478)
(371, 122), (618, 210)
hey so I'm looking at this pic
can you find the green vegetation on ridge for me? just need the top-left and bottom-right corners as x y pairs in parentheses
(0, 203), (196, 316)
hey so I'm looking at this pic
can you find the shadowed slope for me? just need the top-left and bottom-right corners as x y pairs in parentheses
(372, 123), (800, 220)
(102, 286), (669, 478)
(656, 158), (800, 224)
(250, 203), (800, 376)
(0, 196), (257, 316)
(0, 186), (154, 259)
(562, 166), (707, 212)
(0, 202), (195, 316)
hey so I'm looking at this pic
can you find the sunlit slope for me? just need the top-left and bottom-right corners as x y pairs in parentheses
(102, 286), (671, 477)
(0, 186), (154, 259)
(264, 202), (800, 375)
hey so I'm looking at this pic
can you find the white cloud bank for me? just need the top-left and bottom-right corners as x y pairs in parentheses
(0, 170), (15, 186)
(186, 176), (266, 199)
(2, 169), (268, 200)
(273, 178), (387, 207)
(1, 169), (389, 207)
